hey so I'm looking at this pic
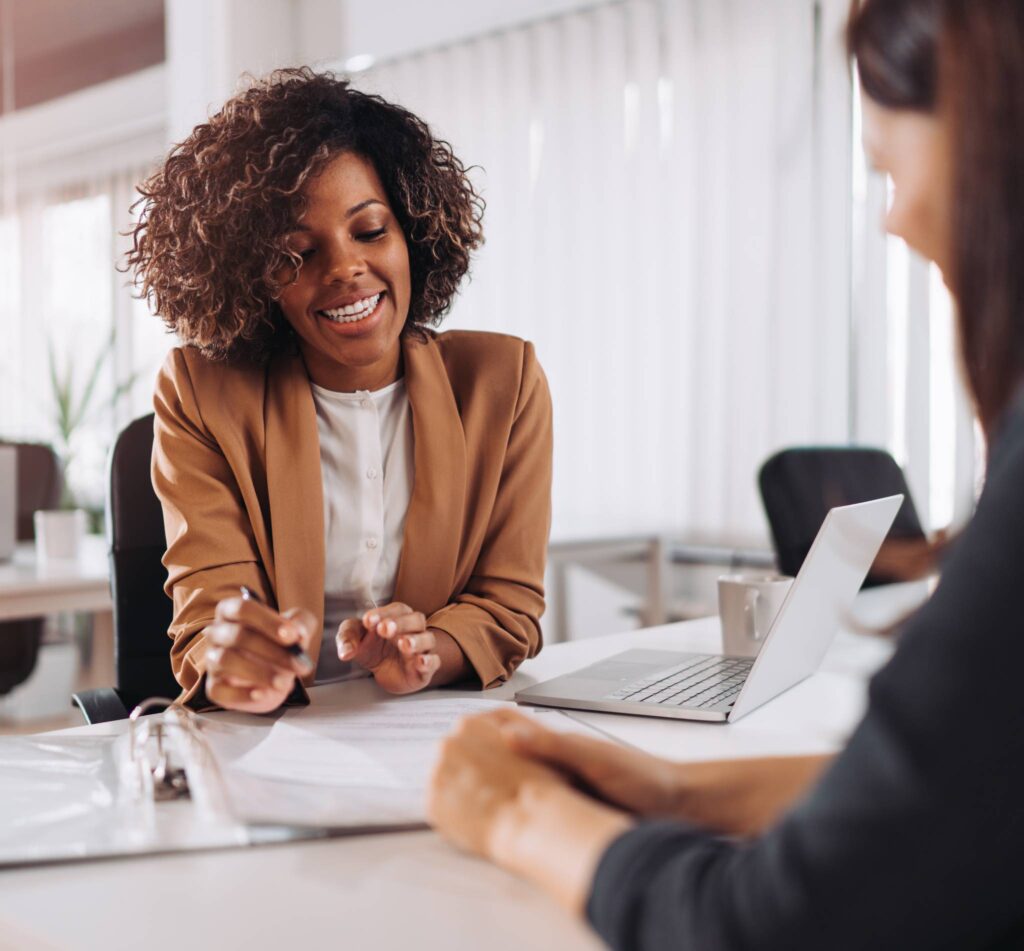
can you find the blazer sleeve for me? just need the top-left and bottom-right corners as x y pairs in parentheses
(152, 349), (277, 709)
(426, 343), (553, 688)
(586, 410), (1024, 950)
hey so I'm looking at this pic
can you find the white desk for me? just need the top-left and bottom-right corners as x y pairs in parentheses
(0, 535), (111, 621)
(0, 584), (924, 951)
(0, 535), (114, 715)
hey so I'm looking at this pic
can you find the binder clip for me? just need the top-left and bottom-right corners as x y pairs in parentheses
(126, 698), (202, 801)
(119, 696), (237, 826)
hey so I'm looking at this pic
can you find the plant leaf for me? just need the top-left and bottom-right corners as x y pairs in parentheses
(46, 338), (63, 430)
(68, 333), (113, 433)
(48, 340), (75, 446)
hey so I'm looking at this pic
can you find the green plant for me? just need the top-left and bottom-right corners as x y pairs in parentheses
(46, 329), (137, 515)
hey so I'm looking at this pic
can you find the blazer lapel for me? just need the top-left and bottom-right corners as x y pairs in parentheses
(394, 334), (467, 615)
(265, 351), (326, 681)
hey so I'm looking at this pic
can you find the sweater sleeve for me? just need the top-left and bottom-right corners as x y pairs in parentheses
(152, 349), (296, 710)
(587, 408), (1024, 951)
(427, 342), (553, 688)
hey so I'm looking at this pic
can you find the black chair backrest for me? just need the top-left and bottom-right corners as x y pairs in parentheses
(758, 446), (925, 587)
(0, 441), (62, 540)
(108, 414), (178, 707)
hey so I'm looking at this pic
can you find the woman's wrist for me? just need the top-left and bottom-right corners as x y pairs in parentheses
(488, 780), (634, 915)
(669, 755), (831, 836)
(429, 628), (472, 686)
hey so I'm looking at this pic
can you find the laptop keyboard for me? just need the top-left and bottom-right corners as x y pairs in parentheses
(604, 655), (754, 709)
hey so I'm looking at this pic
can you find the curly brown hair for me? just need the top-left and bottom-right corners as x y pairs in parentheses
(126, 67), (484, 363)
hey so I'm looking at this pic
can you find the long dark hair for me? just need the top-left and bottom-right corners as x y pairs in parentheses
(848, 0), (1024, 439)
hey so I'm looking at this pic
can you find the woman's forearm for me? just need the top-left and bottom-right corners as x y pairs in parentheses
(670, 754), (832, 836)
(490, 782), (633, 914)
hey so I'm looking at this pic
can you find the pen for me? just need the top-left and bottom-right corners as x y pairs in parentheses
(239, 585), (314, 671)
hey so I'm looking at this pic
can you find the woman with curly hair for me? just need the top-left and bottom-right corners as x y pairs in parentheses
(128, 68), (551, 713)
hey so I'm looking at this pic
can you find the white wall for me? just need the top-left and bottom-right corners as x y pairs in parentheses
(342, 0), (608, 64)
(0, 66), (165, 193)
(164, 0), (334, 142)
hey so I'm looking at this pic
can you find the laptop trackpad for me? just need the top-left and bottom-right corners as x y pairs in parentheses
(576, 650), (706, 681)
(577, 661), (661, 681)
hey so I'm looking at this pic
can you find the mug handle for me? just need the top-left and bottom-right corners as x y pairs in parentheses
(743, 589), (766, 641)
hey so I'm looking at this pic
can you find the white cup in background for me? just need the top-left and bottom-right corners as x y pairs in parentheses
(718, 573), (794, 658)
(0, 446), (15, 562)
(34, 509), (87, 563)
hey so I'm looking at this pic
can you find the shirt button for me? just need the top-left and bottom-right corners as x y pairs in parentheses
(366, 537), (378, 550)
(366, 467), (378, 480)
(360, 398), (371, 409)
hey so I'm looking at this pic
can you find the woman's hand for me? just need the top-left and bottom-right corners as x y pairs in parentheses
(500, 711), (685, 815)
(337, 602), (468, 694)
(204, 596), (315, 713)
(502, 710), (831, 836)
(872, 529), (951, 581)
(428, 709), (568, 856)
(428, 710), (632, 913)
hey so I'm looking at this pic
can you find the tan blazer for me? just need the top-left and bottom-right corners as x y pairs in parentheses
(152, 330), (552, 707)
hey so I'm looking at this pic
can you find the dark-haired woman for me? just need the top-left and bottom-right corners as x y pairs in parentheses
(130, 70), (551, 713)
(428, 1), (1024, 947)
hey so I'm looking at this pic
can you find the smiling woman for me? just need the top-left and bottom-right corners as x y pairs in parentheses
(275, 153), (413, 393)
(126, 68), (552, 714)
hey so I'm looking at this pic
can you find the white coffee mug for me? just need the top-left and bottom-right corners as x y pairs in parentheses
(0, 446), (15, 562)
(718, 573), (794, 658)
(34, 509), (87, 563)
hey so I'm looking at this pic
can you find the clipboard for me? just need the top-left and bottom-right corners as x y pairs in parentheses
(0, 697), (423, 870)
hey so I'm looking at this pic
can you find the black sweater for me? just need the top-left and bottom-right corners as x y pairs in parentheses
(587, 397), (1024, 951)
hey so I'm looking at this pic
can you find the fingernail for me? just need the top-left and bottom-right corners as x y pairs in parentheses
(338, 640), (353, 659)
(400, 636), (411, 652)
(279, 624), (297, 644)
(251, 689), (266, 700)
(387, 621), (397, 636)
(273, 673), (292, 691)
(367, 613), (379, 627)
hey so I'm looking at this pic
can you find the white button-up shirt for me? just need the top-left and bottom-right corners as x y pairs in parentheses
(310, 377), (414, 684)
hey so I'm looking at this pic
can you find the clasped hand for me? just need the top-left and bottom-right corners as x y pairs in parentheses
(428, 708), (830, 911)
(428, 708), (676, 859)
(427, 709), (637, 912)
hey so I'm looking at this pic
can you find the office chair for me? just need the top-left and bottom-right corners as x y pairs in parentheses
(0, 441), (62, 696)
(758, 446), (927, 588)
(72, 414), (178, 723)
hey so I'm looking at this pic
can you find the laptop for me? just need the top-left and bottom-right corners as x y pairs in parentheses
(517, 495), (903, 723)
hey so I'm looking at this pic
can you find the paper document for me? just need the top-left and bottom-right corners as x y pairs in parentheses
(214, 693), (602, 828)
(232, 698), (508, 788)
